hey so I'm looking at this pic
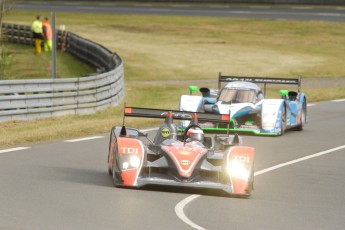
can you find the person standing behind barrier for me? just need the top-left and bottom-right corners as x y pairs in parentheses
(31, 16), (43, 54)
(42, 17), (52, 52)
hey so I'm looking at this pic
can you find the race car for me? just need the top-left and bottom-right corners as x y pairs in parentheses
(108, 106), (255, 197)
(179, 73), (307, 136)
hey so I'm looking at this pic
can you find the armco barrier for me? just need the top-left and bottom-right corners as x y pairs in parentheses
(49, 0), (344, 5)
(0, 23), (125, 122)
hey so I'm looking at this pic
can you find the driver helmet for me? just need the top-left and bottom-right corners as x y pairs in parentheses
(187, 128), (204, 142)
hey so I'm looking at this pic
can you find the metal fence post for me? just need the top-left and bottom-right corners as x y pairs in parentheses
(51, 12), (57, 79)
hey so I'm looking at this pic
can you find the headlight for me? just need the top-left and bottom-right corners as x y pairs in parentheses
(121, 156), (141, 170)
(130, 155), (141, 168)
(122, 162), (129, 170)
(227, 161), (250, 181)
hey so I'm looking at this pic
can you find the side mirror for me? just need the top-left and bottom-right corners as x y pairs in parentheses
(120, 126), (127, 136)
(189, 86), (198, 95)
(280, 89), (289, 99)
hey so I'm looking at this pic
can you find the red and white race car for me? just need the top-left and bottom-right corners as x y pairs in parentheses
(108, 107), (255, 197)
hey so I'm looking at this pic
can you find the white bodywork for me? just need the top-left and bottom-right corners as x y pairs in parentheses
(261, 99), (284, 133)
(179, 81), (286, 134)
(179, 95), (203, 112)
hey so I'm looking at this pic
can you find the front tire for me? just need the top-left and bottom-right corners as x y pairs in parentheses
(279, 106), (286, 136)
(108, 128), (116, 176)
(112, 155), (121, 186)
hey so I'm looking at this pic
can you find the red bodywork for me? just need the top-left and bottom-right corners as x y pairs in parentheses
(162, 143), (207, 178)
(109, 137), (144, 186)
(227, 146), (255, 195)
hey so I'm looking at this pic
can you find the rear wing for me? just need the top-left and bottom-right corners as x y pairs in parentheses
(124, 107), (230, 124)
(218, 72), (301, 95)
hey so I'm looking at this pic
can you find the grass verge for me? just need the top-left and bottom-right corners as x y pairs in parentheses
(0, 42), (95, 80)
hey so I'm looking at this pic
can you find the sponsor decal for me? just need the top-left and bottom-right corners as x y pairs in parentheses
(232, 155), (250, 163)
(172, 146), (203, 152)
(161, 112), (192, 119)
(180, 160), (191, 166)
(199, 122), (216, 128)
(161, 128), (171, 137)
(240, 125), (259, 129)
(179, 150), (192, 156)
(120, 147), (139, 154)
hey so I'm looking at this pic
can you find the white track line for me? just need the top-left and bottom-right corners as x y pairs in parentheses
(0, 147), (30, 154)
(175, 195), (205, 230)
(255, 144), (345, 176)
(141, 127), (159, 132)
(64, 136), (104, 143)
(176, 144), (345, 229)
(317, 13), (342, 17)
(332, 98), (345, 102)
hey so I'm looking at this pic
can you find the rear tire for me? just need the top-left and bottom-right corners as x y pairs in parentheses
(295, 99), (306, 131)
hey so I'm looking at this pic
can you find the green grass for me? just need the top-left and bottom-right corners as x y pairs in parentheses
(0, 43), (95, 80)
(4, 11), (345, 79)
(1, 10), (345, 147)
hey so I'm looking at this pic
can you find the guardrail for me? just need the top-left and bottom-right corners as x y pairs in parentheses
(53, 0), (344, 5)
(0, 23), (125, 122)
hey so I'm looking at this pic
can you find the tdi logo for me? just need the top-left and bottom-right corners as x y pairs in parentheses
(161, 128), (171, 138)
(233, 155), (250, 163)
(121, 147), (139, 154)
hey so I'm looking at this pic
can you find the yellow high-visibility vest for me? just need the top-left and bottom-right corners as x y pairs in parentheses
(32, 20), (43, 33)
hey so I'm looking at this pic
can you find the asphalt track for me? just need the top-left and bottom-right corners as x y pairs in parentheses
(1, 100), (345, 230)
(2, 2), (345, 230)
(9, 2), (345, 22)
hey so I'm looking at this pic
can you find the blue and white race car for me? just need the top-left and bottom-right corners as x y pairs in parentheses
(179, 73), (307, 136)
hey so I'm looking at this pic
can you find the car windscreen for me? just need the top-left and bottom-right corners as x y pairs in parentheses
(218, 89), (256, 104)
